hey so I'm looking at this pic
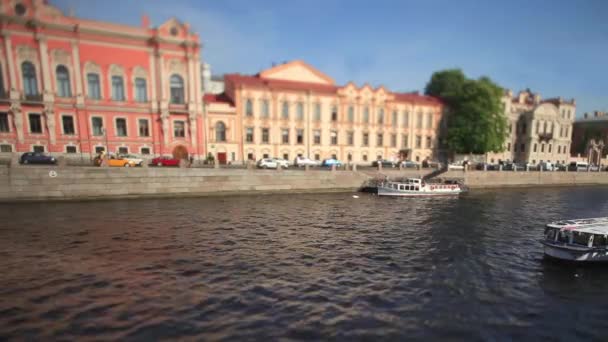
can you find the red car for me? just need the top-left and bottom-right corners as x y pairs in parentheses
(151, 156), (181, 167)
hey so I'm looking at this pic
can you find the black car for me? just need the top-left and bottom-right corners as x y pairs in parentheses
(475, 162), (498, 171)
(503, 163), (525, 171)
(20, 152), (57, 165)
(371, 160), (397, 168)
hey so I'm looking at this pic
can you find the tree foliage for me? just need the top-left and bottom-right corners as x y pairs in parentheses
(425, 69), (507, 154)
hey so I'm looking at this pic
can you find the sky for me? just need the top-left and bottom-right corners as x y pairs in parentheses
(54, 0), (608, 117)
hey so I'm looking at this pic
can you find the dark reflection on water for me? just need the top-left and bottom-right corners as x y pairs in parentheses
(2, 187), (608, 340)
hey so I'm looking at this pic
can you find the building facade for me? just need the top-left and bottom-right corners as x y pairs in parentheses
(571, 111), (608, 165)
(0, 0), (205, 161)
(204, 60), (444, 164)
(487, 89), (575, 165)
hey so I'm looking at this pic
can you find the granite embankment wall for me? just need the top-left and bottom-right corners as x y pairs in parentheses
(0, 166), (370, 202)
(1, 166), (607, 202)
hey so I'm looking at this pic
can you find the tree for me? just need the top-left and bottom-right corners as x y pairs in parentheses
(425, 70), (507, 154)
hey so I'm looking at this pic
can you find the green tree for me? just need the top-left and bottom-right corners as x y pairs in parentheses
(425, 70), (507, 154)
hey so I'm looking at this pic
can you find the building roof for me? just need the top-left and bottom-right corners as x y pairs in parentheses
(203, 93), (234, 105)
(393, 92), (443, 106)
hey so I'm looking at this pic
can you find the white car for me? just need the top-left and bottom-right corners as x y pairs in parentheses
(119, 154), (144, 166)
(257, 158), (289, 169)
(448, 162), (465, 170)
(295, 157), (320, 167)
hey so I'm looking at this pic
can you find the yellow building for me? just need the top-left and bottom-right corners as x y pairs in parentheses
(203, 60), (444, 165)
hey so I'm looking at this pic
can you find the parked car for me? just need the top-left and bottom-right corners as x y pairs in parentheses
(447, 162), (465, 170)
(371, 159), (397, 168)
(400, 160), (418, 168)
(321, 158), (343, 168)
(20, 152), (57, 165)
(589, 164), (600, 171)
(257, 158), (289, 169)
(568, 161), (588, 172)
(119, 154), (144, 166)
(94, 154), (136, 167)
(503, 163), (525, 171)
(526, 163), (539, 171)
(539, 161), (555, 171)
(475, 162), (498, 171)
(554, 163), (568, 171)
(294, 156), (319, 167)
(151, 156), (181, 167)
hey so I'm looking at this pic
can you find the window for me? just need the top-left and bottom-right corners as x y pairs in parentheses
(557, 145), (561, 154)
(246, 127), (254, 143)
(261, 100), (269, 118)
(283, 153), (289, 160)
(403, 111), (409, 127)
(263, 153), (269, 159)
(377, 133), (383, 147)
(296, 102), (304, 121)
(95, 146), (105, 154)
(520, 143), (525, 152)
(533, 143), (537, 152)
(282, 101), (289, 119)
(377, 108), (384, 124)
(549, 144), (552, 153)
(402, 135), (408, 148)
(135, 78), (147, 102)
(507, 142), (511, 151)
(22, 62), (38, 96)
(522, 123), (527, 135)
(363, 133), (369, 146)
(331, 131), (338, 145)
(541, 144), (545, 153)
(426, 113), (433, 129)
(282, 129), (289, 144)
(426, 136), (432, 148)
(391, 134), (397, 147)
(262, 128), (269, 143)
(62, 115), (75, 135)
(87, 73), (101, 99)
(92, 117), (103, 136)
(296, 129), (304, 144)
(245, 99), (253, 116)
(314, 154), (320, 161)
(313, 130), (321, 144)
(111, 76), (125, 101)
(56, 65), (71, 97)
(0, 144), (12, 152)
(392, 111), (397, 127)
(363, 107), (369, 123)
(363, 154), (368, 162)
(348, 106), (354, 122)
(314, 103), (321, 121)
(33, 145), (44, 153)
(118, 147), (128, 155)
(174, 121), (185, 138)
(331, 106), (338, 121)
(170, 74), (184, 104)
(138, 119), (149, 137)
(347, 153), (352, 162)
(509, 124), (512, 133)
(116, 118), (127, 137)
(347, 131), (354, 145)
(415, 135), (421, 148)
(29, 113), (42, 133)
(0, 113), (9, 132)
(141, 147), (151, 155)
(215, 122), (226, 141)
(543, 121), (547, 133)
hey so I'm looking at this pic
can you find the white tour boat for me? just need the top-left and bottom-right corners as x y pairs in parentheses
(377, 178), (465, 197)
(541, 217), (608, 262)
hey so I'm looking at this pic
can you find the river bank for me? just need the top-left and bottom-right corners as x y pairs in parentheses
(1, 165), (607, 202)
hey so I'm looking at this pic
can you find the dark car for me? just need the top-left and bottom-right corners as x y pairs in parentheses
(503, 163), (525, 171)
(475, 162), (498, 171)
(20, 152), (57, 165)
(371, 159), (397, 168)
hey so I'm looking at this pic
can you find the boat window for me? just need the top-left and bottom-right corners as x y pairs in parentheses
(572, 231), (590, 246)
(592, 234), (607, 247)
(557, 230), (569, 243)
(545, 228), (556, 241)
(415, 186), (419, 191)
(399, 185), (405, 190)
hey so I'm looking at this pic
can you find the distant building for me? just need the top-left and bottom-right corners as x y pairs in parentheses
(571, 111), (608, 165)
(487, 89), (575, 165)
(0, 0), (205, 160)
(202, 63), (224, 95)
(203, 60), (445, 164)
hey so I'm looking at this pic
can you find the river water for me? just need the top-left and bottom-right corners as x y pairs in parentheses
(2, 187), (608, 340)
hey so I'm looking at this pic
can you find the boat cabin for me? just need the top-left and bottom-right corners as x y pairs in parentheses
(544, 218), (608, 248)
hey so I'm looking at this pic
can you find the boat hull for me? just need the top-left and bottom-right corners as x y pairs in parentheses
(377, 186), (463, 197)
(542, 241), (608, 262)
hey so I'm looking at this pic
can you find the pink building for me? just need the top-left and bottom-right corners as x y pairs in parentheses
(0, 0), (205, 162)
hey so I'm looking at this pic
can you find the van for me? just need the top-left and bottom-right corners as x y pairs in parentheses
(568, 161), (588, 171)
(539, 161), (554, 171)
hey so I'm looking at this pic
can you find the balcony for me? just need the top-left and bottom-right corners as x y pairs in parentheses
(22, 94), (44, 103)
(538, 132), (553, 142)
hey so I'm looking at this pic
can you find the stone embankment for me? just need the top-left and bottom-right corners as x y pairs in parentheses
(0, 165), (607, 202)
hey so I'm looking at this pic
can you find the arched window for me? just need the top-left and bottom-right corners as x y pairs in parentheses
(87, 73), (101, 99)
(215, 121), (226, 142)
(111, 75), (125, 101)
(282, 101), (289, 119)
(135, 78), (147, 102)
(56, 65), (71, 97)
(170, 74), (184, 104)
(245, 99), (253, 116)
(21, 62), (38, 96)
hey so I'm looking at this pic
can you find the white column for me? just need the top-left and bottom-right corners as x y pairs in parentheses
(71, 41), (84, 105)
(3, 33), (17, 92)
(37, 36), (52, 94)
(187, 52), (196, 107)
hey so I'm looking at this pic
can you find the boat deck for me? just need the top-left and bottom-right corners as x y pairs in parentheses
(547, 217), (608, 235)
